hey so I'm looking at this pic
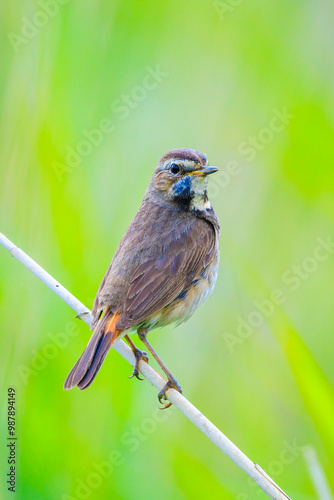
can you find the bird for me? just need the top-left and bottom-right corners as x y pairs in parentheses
(64, 148), (220, 408)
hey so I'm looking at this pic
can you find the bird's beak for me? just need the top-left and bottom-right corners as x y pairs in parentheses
(189, 166), (219, 177)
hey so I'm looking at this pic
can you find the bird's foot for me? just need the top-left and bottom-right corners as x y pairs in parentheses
(128, 348), (149, 381)
(158, 376), (182, 410)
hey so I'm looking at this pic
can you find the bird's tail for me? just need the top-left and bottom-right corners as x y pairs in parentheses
(64, 310), (121, 390)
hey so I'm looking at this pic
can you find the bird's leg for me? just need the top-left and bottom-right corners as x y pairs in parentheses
(138, 328), (182, 409)
(125, 334), (149, 381)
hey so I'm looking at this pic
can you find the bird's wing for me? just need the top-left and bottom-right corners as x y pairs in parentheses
(116, 216), (216, 330)
(91, 263), (113, 330)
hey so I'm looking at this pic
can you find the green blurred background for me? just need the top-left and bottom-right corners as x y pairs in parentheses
(1, 1), (334, 499)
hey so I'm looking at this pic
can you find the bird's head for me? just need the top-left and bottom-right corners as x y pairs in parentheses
(147, 148), (218, 211)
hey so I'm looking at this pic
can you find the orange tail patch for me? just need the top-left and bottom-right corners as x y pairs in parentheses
(105, 312), (121, 342)
(64, 311), (122, 390)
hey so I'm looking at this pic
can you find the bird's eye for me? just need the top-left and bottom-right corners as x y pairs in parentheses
(170, 163), (180, 175)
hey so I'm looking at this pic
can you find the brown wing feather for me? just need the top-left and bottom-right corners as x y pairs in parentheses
(91, 262), (112, 330)
(91, 201), (219, 331)
(116, 217), (216, 330)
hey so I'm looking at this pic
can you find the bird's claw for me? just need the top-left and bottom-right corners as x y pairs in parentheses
(128, 349), (149, 381)
(128, 370), (145, 381)
(158, 378), (182, 410)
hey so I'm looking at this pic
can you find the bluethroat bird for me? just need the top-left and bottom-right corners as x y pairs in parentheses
(64, 148), (220, 408)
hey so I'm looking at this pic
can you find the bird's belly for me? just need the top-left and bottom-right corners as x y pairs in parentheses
(140, 255), (219, 331)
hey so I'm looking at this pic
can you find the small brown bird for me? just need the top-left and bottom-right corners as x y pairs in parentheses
(64, 148), (220, 407)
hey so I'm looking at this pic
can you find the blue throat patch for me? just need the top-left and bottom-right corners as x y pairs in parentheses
(172, 177), (192, 202)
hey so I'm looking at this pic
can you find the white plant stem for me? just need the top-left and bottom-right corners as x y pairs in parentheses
(303, 446), (333, 500)
(0, 232), (291, 500)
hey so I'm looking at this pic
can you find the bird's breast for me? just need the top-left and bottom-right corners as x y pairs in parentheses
(137, 249), (219, 332)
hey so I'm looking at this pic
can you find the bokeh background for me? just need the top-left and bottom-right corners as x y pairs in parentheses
(1, 1), (334, 499)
